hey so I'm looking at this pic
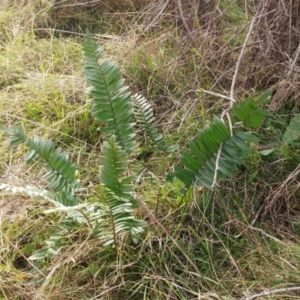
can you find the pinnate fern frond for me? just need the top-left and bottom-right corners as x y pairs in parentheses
(0, 125), (80, 206)
(82, 31), (135, 153)
(99, 136), (146, 243)
(232, 92), (270, 128)
(174, 117), (259, 190)
(132, 93), (176, 153)
(0, 124), (27, 146)
(0, 183), (54, 202)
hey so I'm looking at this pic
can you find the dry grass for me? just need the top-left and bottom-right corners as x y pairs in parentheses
(1, 0), (300, 299)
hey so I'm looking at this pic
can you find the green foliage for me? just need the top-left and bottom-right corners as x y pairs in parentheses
(0, 125), (80, 206)
(0, 125), (145, 247)
(173, 116), (259, 190)
(28, 229), (67, 261)
(173, 92), (270, 191)
(0, 29), (272, 269)
(0, 124), (27, 146)
(99, 136), (146, 244)
(232, 91), (271, 128)
(82, 30), (135, 153)
(132, 93), (176, 153)
(283, 113), (300, 145)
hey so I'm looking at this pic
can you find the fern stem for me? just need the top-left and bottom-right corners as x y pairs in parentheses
(211, 143), (223, 189)
(76, 209), (93, 229)
(100, 193), (118, 255)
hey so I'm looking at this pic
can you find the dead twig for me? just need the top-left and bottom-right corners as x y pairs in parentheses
(143, 0), (170, 33)
(54, 0), (101, 9)
(177, 0), (198, 47)
(200, 89), (236, 103)
(287, 41), (300, 76)
(244, 286), (300, 300)
(230, 16), (256, 104)
(233, 219), (284, 244)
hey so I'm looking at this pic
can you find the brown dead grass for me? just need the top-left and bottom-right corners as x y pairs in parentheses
(1, 1), (300, 299)
(247, 0), (300, 110)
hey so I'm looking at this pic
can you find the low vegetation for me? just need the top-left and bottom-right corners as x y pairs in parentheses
(0, 1), (300, 299)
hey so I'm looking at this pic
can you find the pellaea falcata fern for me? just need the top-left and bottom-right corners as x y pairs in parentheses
(173, 92), (271, 190)
(99, 136), (146, 245)
(132, 93), (177, 153)
(82, 30), (135, 154)
(0, 124), (80, 206)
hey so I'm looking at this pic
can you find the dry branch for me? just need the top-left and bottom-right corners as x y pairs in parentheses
(244, 286), (300, 300)
(54, 0), (101, 9)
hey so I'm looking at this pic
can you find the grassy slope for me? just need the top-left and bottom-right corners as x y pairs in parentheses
(0, 1), (300, 299)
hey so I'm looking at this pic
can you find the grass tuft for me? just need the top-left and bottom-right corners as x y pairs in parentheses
(1, 1), (300, 299)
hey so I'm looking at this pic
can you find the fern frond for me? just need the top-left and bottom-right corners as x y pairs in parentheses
(0, 183), (53, 201)
(82, 31), (135, 153)
(232, 92), (270, 128)
(132, 93), (176, 153)
(26, 137), (80, 206)
(174, 116), (259, 190)
(0, 125), (80, 206)
(99, 136), (146, 242)
(0, 124), (27, 146)
(28, 230), (66, 261)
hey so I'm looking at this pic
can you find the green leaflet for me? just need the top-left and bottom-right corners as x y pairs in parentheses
(99, 136), (146, 242)
(257, 90), (273, 105)
(283, 113), (300, 145)
(26, 137), (80, 206)
(82, 30), (135, 153)
(0, 124), (27, 146)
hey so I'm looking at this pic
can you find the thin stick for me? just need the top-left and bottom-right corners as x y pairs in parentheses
(245, 286), (300, 300)
(233, 220), (284, 244)
(199, 89), (236, 103)
(230, 17), (256, 104)
(54, 0), (101, 9)
(211, 144), (223, 189)
(201, 7), (277, 191)
(288, 41), (300, 76)
(225, 112), (233, 135)
(144, 0), (170, 33)
(230, 8), (277, 103)
(136, 168), (147, 184)
(203, 12), (258, 190)
(177, 0), (198, 47)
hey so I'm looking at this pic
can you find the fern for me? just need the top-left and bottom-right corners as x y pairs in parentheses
(0, 124), (27, 146)
(174, 116), (259, 190)
(232, 91), (271, 128)
(173, 93), (271, 190)
(28, 229), (67, 261)
(99, 136), (146, 244)
(0, 125), (80, 206)
(82, 30), (135, 153)
(132, 93), (177, 153)
(0, 183), (54, 202)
